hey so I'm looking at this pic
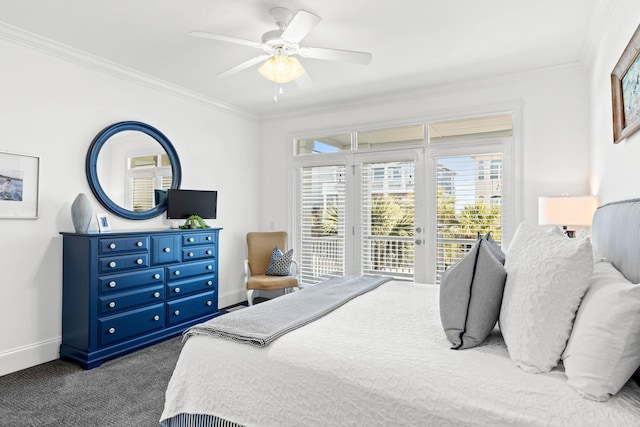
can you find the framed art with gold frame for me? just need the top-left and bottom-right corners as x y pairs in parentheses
(612, 24), (640, 143)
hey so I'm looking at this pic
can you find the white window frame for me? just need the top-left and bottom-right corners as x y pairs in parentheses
(425, 136), (515, 282)
(289, 106), (522, 285)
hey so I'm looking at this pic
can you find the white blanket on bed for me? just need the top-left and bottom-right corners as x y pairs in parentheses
(161, 281), (640, 426)
(184, 275), (391, 347)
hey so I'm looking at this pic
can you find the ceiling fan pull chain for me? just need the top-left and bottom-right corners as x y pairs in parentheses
(272, 80), (286, 104)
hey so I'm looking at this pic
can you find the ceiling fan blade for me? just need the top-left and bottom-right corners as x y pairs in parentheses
(281, 10), (321, 43)
(189, 31), (262, 48)
(216, 54), (271, 78)
(295, 71), (313, 89)
(300, 47), (372, 65)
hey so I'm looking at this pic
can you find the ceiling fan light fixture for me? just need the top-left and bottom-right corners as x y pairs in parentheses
(258, 54), (305, 83)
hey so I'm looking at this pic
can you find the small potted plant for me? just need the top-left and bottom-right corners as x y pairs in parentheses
(180, 215), (211, 229)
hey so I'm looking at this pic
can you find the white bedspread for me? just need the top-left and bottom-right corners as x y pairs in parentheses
(161, 281), (640, 426)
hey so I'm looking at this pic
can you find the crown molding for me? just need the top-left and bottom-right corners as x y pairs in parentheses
(0, 21), (260, 122)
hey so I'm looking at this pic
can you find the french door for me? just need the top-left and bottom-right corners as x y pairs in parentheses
(295, 148), (427, 286)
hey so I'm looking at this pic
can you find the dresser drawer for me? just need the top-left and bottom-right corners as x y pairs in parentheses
(151, 235), (181, 265)
(99, 285), (164, 315)
(99, 253), (150, 273)
(183, 232), (216, 246)
(99, 236), (149, 254)
(166, 292), (216, 326)
(166, 259), (215, 281)
(182, 246), (215, 261)
(99, 268), (164, 293)
(99, 304), (165, 346)
(166, 275), (215, 300)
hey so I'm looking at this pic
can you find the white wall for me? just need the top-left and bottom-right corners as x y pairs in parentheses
(259, 65), (592, 244)
(589, 0), (640, 203)
(0, 13), (600, 376)
(0, 35), (260, 375)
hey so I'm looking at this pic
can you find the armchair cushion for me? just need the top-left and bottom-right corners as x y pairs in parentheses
(265, 246), (294, 276)
(247, 274), (298, 291)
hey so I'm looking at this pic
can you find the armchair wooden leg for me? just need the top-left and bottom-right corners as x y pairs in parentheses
(247, 289), (255, 306)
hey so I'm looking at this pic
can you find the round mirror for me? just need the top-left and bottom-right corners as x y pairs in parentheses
(86, 121), (182, 220)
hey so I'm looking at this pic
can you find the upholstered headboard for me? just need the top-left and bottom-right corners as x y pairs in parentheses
(591, 198), (640, 385)
(591, 198), (640, 284)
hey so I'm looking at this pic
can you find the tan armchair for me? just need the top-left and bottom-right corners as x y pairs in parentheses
(245, 231), (299, 306)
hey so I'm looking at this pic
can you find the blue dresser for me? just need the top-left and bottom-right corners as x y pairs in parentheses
(60, 228), (222, 369)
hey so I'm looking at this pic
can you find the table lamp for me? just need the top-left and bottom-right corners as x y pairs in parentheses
(538, 195), (599, 237)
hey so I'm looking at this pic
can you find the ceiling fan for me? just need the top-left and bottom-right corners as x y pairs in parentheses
(189, 7), (372, 86)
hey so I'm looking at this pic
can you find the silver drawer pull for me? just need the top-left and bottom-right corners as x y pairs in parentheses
(164, 247), (171, 253)
(136, 259), (143, 265)
(153, 315), (160, 321)
(153, 274), (160, 280)
(153, 292), (160, 298)
(174, 310), (180, 316)
(206, 280), (212, 286)
(188, 252), (194, 257)
(108, 301), (116, 308)
(108, 327), (116, 334)
(109, 243), (116, 249)
(206, 265), (212, 270)
(174, 287), (180, 293)
(174, 270), (180, 276)
(109, 261), (117, 268)
(188, 237), (194, 242)
(206, 250), (212, 255)
(108, 281), (117, 288)
(136, 241), (143, 247)
(206, 236), (212, 241)
(206, 300), (212, 306)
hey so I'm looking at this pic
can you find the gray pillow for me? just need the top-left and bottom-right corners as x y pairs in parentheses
(439, 234), (507, 349)
(483, 232), (505, 264)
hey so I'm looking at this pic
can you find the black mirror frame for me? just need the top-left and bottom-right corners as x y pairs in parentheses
(86, 121), (182, 220)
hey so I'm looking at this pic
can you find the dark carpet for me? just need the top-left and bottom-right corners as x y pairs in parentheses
(0, 336), (184, 427)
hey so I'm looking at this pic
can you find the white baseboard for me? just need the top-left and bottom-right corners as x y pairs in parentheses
(0, 291), (247, 377)
(218, 288), (247, 309)
(0, 337), (61, 377)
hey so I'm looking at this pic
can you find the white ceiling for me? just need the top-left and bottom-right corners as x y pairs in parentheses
(0, 0), (601, 117)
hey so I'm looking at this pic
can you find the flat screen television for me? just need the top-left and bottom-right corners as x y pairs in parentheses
(166, 189), (217, 219)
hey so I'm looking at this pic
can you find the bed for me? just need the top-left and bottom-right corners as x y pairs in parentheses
(160, 199), (640, 426)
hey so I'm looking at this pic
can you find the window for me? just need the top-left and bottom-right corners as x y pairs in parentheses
(434, 154), (503, 282)
(297, 165), (346, 284)
(293, 113), (514, 285)
(357, 124), (424, 150)
(296, 134), (351, 155)
(428, 114), (512, 283)
(127, 153), (172, 212)
(361, 161), (415, 280)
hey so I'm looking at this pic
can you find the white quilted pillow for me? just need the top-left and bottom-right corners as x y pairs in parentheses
(562, 261), (640, 401)
(499, 222), (593, 373)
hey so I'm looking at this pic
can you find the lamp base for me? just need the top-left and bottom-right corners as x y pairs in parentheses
(563, 226), (575, 238)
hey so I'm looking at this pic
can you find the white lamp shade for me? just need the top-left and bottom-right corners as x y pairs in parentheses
(258, 54), (305, 83)
(538, 195), (599, 227)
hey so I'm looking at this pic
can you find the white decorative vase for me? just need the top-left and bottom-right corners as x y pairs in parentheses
(71, 193), (92, 233)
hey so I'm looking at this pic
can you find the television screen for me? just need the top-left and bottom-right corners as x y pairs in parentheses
(166, 189), (217, 219)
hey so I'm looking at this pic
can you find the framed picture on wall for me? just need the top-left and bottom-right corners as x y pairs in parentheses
(0, 151), (40, 219)
(612, 23), (640, 143)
